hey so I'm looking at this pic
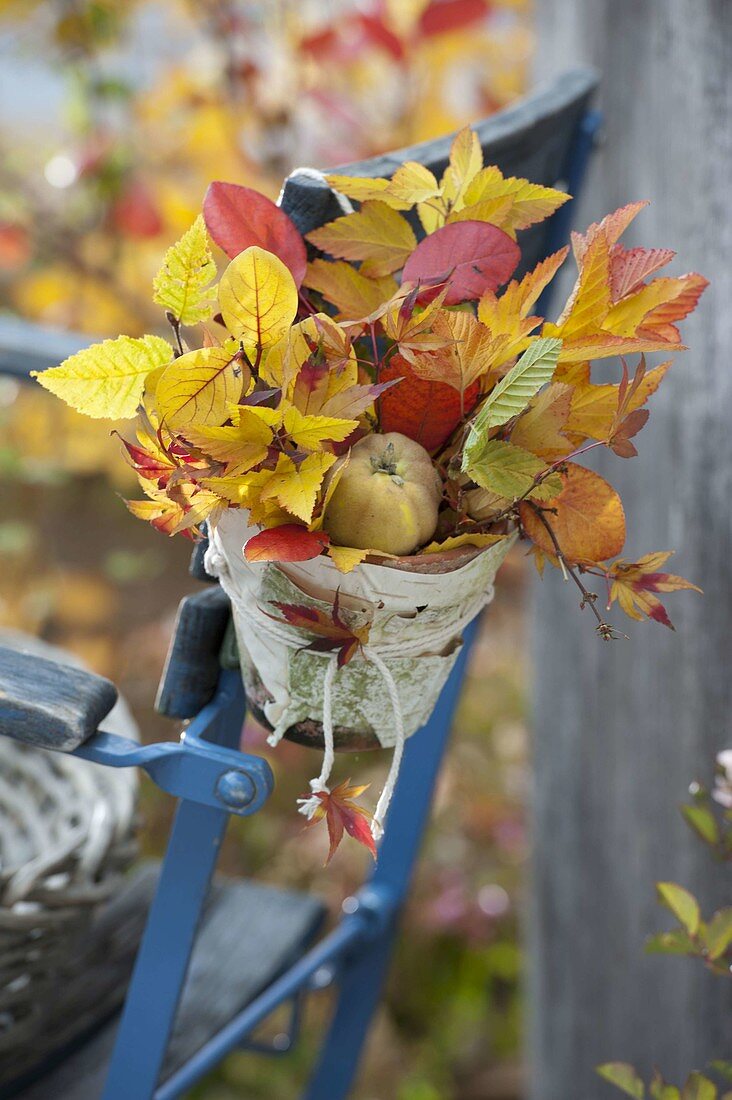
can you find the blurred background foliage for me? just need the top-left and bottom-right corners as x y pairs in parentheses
(0, 2), (534, 1095)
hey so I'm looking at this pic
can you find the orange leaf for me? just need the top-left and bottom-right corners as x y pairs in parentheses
(244, 525), (329, 563)
(305, 778), (377, 864)
(379, 354), (479, 451)
(518, 463), (626, 565)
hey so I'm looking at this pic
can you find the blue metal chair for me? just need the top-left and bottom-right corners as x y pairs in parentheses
(0, 69), (601, 1100)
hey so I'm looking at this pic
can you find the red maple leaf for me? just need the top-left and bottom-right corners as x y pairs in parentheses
(268, 589), (370, 666)
(305, 779), (377, 864)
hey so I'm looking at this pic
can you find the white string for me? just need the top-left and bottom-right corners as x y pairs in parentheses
(277, 166), (355, 215)
(365, 648), (405, 840)
(296, 655), (337, 821)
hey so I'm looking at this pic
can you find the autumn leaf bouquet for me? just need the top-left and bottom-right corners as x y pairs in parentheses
(35, 127), (706, 858)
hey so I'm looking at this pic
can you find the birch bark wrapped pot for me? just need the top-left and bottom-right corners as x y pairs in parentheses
(206, 509), (515, 741)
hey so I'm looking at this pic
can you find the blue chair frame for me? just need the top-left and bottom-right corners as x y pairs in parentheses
(0, 72), (601, 1100)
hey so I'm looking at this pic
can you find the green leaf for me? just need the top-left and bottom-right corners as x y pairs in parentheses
(681, 804), (720, 846)
(31, 335), (172, 420)
(681, 1072), (717, 1100)
(597, 1062), (645, 1098)
(463, 439), (562, 501)
(657, 883), (701, 936)
(153, 214), (216, 325)
(704, 908), (732, 960)
(710, 1063), (732, 1084)
(463, 336), (562, 466)
(646, 929), (696, 956)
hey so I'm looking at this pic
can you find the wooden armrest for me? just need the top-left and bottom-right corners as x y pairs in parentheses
(0, 645), (118, 751)
(155, 587), (231, 720)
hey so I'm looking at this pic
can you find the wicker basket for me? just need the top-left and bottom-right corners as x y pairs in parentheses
(0, 631), (139, 1087)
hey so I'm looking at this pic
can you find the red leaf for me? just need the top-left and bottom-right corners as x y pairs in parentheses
(379, 355), (479, 451)
(244, 525), (329, 563)
(203, 182), (307, 286)
(402, 220), (520, 305)
(610, 245), (676, 300)
(419, 0), (490, 37)
(305, 779), (377, 864)
(115, 433), (177, 486)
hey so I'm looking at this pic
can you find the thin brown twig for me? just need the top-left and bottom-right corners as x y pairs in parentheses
(525, 501), (623, 640)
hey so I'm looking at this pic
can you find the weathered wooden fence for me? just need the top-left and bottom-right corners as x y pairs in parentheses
(530, 4), (732, 1098)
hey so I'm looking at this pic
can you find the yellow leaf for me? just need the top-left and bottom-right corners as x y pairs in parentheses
(184, 410), (274, 474)
(152, 214), (216, 325)
(463, 167), (570, 232)
(126, 495), (186, 535)
(548, 231), (612, 337)
(324, 175), (396, 205)
(420, 532), (506, 554)
(417, 200), (445, 235)
(448, 196), (515, 230)
(32, 335), (172, 420)
(260, 452), (337, 523)
(602, 278), (696, 337)
(304, 260), (398, 319)
(386, 161), (441, 205)
(306, 201), (417, 277)
(219, 246), (298, 347)
(282, 406), (358, 450)
(328, 545), (370, 573)
(156, 345), (244, 429)
(441, 126), (483, 210)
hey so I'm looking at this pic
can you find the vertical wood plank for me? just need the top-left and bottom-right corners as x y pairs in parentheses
(530, 4), (732, 1097)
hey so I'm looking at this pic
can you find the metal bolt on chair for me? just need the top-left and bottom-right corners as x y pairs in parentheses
(0, 69), (600, 1100)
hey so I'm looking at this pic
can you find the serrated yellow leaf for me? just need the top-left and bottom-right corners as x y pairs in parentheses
(441, 126), (483, 210)
(282, 406), (358, 450)
(152, 215), (216, 325)
(448, 196), (515, 230)
(550, 231), (612, 337)
(184, 410), (274, 474)
(156, 345), (244, 429)
(32, 334), (172, 420)
(304, 260), (398, 319)
(306, 201), (417, 277)
(260, 452), (337, 523)
(602, 278), (695, 337)
(463, 167), (570, 232)
(386, 162), (441, 205)
(324, 175), (396, 205)
(219, 246), (298, 347)
(420, 532), (506, 554)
